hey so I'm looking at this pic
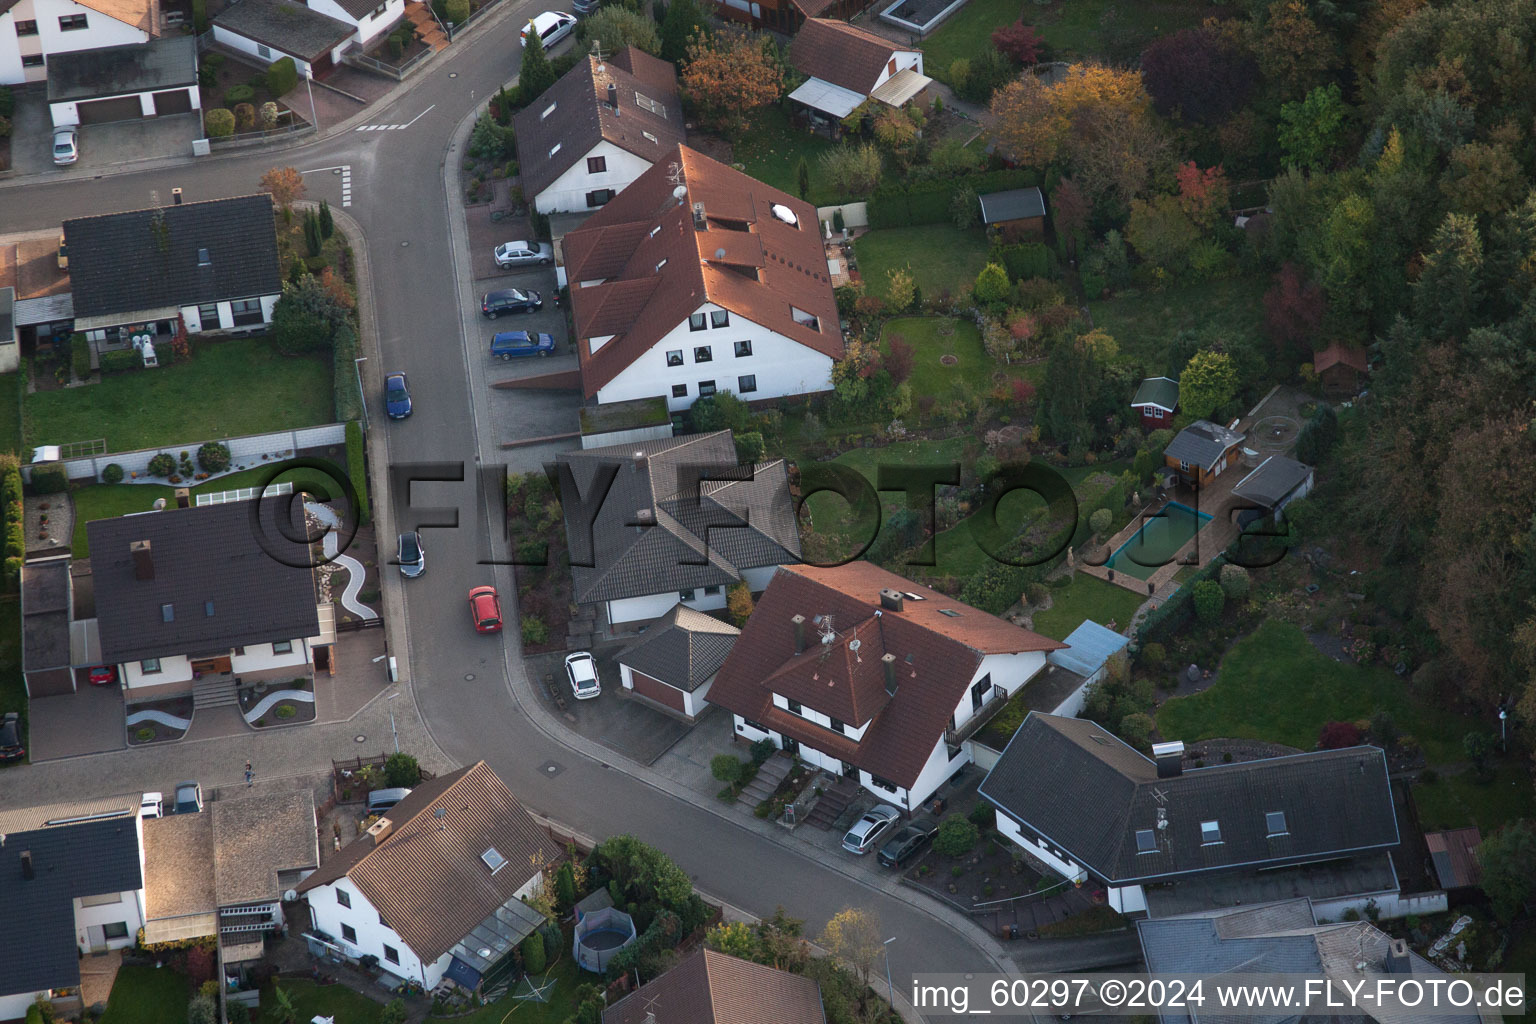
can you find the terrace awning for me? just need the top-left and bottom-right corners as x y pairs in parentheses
(13, 294), (74, 327)
(788, 77), (866, 119)
(870, 68), (931, 107)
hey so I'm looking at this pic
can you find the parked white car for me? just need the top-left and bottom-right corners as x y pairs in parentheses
(565, 651), (601, 700)
(52, 127), (79, 166)
(842, 803), (901, 855)
(520, 10), (576, 48)
(140, 792), (164, 819)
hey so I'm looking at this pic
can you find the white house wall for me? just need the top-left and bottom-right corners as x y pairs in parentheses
(593, 305), (835, 411)
(308, 878), (446, 987)
(869, 49), (923, 92)
(995, 812), (1086, 883)
(210, 26), (314, 77)
(1, 0), (151, 85)
(534, 140), (656, 214)
(304, 0), (402, 48)
(947, 651), (1047, 735)
(899, 737), (969, 810)
(180, 294), (280, 334)
(231, 640), (310, 675)
(124, 655), (193, 689)
(74, 887), (146, 952)
(1107, 884), (1146, 915)
(0, 991), (50, 1021)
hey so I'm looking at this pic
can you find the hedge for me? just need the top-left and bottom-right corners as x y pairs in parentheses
(1, 454), (21, 590)
(29, 463), (67, 494)
(990, 241), (1052, 282)
(70, 334), (91, 380)
(346, 420), (370, 524)
(223, 84), (254, 106)
(1136, 550), (1228, 645)
(100, 349), (141, 373)
(332, 323), (363, 424)
(867, 168), (1041, 230)
(266, 57), (298, 97)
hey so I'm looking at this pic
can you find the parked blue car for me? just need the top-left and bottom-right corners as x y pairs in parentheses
(385, 372), (413, 418)
(491, 331), (556, 360)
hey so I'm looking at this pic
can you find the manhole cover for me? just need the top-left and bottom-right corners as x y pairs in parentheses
(464, 673), (476, 681)
(401, 241), (410, 247)
(332, 169), (341, 175)
(354, 734), (366, 743)
(449, 72), (458, 78)
(539, 761), (564, 777)
(939, 354), (959, 365)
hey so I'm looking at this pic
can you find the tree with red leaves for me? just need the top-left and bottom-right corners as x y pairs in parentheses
(1010, 378), (1036, 403)
(1318, 721), (1363, 749)
(183, 942), (216, 985)
(1175, 161), (1230, 228)
(1262, 262), (1326, 361)
(991, 21), (1043, 65)
(883, 335), (914, 385)
(1139, 24), (1257, 124)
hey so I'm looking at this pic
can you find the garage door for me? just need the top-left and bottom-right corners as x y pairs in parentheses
(629, 670), (685, 713)
(76, 95), (144, 124)
(26, 667), (74, 698)
(152, 89), (192, 115)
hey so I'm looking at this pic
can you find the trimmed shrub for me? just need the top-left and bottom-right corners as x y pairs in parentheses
(992, 242), (1052, 282)
(266, 57), (298, 98)
(710, 754), (749, 785)
(1140, 641), (1165, 666)
(345, 420), (370, 523)
(332, 323), (363, 423)
(384, 752), (421, 787)
(191, 0), (208, 31)
(71, 334), (90, 380)
(101, 463), (125, 484)
(445, 0), (469, 21)
(867, 168), (1040, 229)
(259, 101), (280, 130)
(148, 453), (177, 478)
(1218, 563), (1250, 600)
(196, 441), (230, 473)
(223, 84), (254, 106)
(100, 348), (142, 374)
(933, 815), (980, 857)
(1119, 712), (1155, 751)
(274, 704), (297, 719)
(388, 36), (404, 59)
(0, 85), (13, 118)
(1191, 579), (1225, 622)
(521, 616), (549, 645)
(204, 108), (236, 138)
(520, 931), (546, 974)
(1089, 507), (1112, 537)
(234, 102), (256, 130)
(29, 463), (68, 495)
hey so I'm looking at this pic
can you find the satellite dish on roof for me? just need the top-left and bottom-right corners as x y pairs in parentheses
(672, 185), (688, 201)
(770, 203), (798, 227)
(715, 247), (726, 260)
(283, 889), (298, 902)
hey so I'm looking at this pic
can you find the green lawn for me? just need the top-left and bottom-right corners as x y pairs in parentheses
(25, 339), (332, 455)
(1157, 620), (1481, 764)
(1411, 762), (1536, 834)
(70, 459), (352, 557)
(855, 225), (991, 306)
(263, 979), (388, 1023)
(800, 437), (971, 563)
(0, 372), (20, 456)
(919, 0), (1017, 83)
(879, 316), (1040, 401)
(1031, 574), (1145, 641)
(1088, 277), (1268, 375)
(426, 958), (585, 1023)
(101, 965), (191, 1024)
(733, 106), (841, 207)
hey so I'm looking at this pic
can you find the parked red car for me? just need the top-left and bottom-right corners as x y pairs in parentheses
(468, 585), (503, 634)
(87, 666), (117, 686)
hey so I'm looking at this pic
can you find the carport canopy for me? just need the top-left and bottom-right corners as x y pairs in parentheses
(788, 76), (867, 119)
(13, 293), (75, 327)
(869, 67), (931, 107)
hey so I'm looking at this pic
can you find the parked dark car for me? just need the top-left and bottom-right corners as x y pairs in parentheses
(173, 780), (204, 814)
(0, 712), (24, 763)
(481, 288), (543, 318)
(877, 819), (938, 868)
(491, 331), (556, 360)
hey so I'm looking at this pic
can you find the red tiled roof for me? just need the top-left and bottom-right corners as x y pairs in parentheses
(789, 18), (910, 95)
(564, 144), (843, 398)
(706, 562), (1064, 788)
(1313, 343), (1369, 374)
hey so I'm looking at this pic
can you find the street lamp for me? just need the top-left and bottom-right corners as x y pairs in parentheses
(882, 936), (896, 1018)
(354, 356), (368, 431)
(304, 70), (321, 132)
(386, 692), (399, 754)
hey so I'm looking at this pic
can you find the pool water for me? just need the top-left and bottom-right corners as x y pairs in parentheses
(1105, 502), (1212, 581)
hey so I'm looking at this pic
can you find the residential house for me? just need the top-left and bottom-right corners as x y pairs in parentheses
(1131, 376), (1179, 430)
(300, 0), (403, 51)
(84, 496), (323, 705)
(21, 557), (74, 697)
(616, 604), (739, 719)
(0, 797), (147, 1021)
(513, 47), (684, 215)
(707, 562), (1066, 813)
(1230, 454), (1313, 526)
(212, 0), (357, 80)
(1314, 342), (1370, 398)
(553, 430), (800, 631)
(1136, 899), (1479, 1024)
(1163, 419), (1244, 489)
(604, 948), (826, 1024)
(295, 761), (563, 994)
(977, 187), (1046, 240)
(562, 144), (844, 411)
(980, 714), (1413, 918)
(0, 230), (74, 362)
(0, 0), (162, 87)
(708, 0), (868, 33)
(63, 193), (282, 346)
(787, 18), (927, 126)
(46, 34), (197, 128)
(142, 791), (319, 970)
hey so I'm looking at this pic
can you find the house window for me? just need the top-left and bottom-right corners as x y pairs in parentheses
(698, 380), (716, 397)
(585, 189), (613, 207)
(1200, 820), (1222, 845)
(274, 641), (294, 654)
(694, 346), (712, 363)
(634, 92), (666, 117)
(140, 659), (161, 674)
(378, 912), (388, 926)
(733, 340), (752, 357)
(829, 717), (845, 734)
(58, 13), (88, 29)
(666, 350), (683, 367)
(642, 131), (658, 143)
(869, 775), (899, 794)
(703, 585), (721, 595)
(102, 922), (129, 940)
(230, 298), (264, 326)
(710, 310), (729, 329)
(741, 718), (768, 733)
(341, 923), (357, 944)
(787, 699), (802, 714)
(587, 156), (607, 174)
(689, 313), (707, 331)
(197, 302), (220, 326)
(336, 889), (352, 908)
(81, 892), (123, 907)
(737, 374), (757, 394)
(1265, 811), (1288, 837)
(1135, 829), (1157, 854)
(373, 1), (386, 13)
(671, 384), (687, 398)
(679, 589), (696, 601)
(256, 43), (272, 58)
(161, 603), (175, 622)
(383, 944), (400, 964)
(15, 19), (38, 34)
(21, 54), (44, 67)
(234, 647), (245, 656)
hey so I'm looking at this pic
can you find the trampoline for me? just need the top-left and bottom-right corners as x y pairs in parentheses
(573, 905), (637, 973)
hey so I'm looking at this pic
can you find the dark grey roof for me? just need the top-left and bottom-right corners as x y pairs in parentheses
(1163, 420), (1244, 472)
(1131, 376), (1179, 412)
(86, 498), (320, 664)
(64, 194), (281, 320)
(978, 187), (1046, 224)
(1231, 455), (1313, 510)
(979, 714), (1399, 885)
(47, 35), (197, 102)
(618, 604), (739, 691)
(22, 561), (71, 672)
(555, 431), (800, 605)
(213, 0), (356, 61)
(0, 817), (143, 998)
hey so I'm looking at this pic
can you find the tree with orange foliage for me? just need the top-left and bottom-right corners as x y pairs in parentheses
(682, 29), (782, 137)
(1254, 0), (1336, 102)
(318, 268), (354, 310)
(258, 166), (305, 213)
(1175, 162), (1230, 228)
(988, 62), (1151, 169)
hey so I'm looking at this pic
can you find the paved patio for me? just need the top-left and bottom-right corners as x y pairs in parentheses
(77, 948), (122, 1013)
(28, 676), (125, 761)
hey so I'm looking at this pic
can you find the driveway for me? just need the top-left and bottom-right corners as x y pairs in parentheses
(53, 113), (202, 177)
(27, 677), (125, 760)
(5, 85), (54, 176)
(524, 646), (694, 765)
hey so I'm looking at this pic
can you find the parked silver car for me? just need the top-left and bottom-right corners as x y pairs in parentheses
(842, 803), (901, 854)
(494, 241), (554, 268)
(397, 531), (425, 578)
(52, 127), (79, 166)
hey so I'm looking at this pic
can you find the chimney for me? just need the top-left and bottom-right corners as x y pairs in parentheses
(1152, 740), (1184, 778)
(171, 187), (183, 205)
(692, 202), (706, 230)
(1386, 937), (1411, 973)
(174, 487), (190, 509)
(878, 588), (904, 613)
(367, 817), (393, 845)
(130, 540), (154, 581)
(607, 82), (618, 109)
(881, 653), (897, 696)
(791, 614), (806, 654)
(20, 851), (33, 880)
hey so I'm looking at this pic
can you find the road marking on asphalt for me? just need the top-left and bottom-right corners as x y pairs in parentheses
(354, 104), (436, 132)
(300, 164), (353, 207)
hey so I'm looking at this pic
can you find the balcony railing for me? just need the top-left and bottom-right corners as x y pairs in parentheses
(945, 690), (1008, 746)
(219, 920), (276, 935)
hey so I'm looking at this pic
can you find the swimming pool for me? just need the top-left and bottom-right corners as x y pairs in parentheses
(1104, 502), (1213, 581)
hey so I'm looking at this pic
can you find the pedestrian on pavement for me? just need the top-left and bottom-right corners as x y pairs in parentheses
(245, 762), (254, 788)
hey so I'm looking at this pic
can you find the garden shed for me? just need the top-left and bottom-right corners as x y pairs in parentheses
(978, 187), (1046, 239)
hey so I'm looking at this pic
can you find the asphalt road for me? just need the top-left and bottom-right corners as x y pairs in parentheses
(0, 9), (1017, 1001)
